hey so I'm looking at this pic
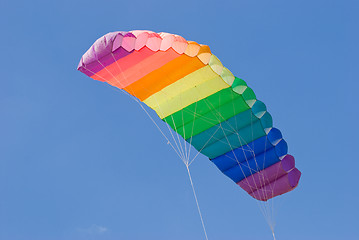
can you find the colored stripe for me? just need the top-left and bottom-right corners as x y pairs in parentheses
(124, 54), (206, 100)
(144, 66), (229, 118)
(212, 135), (274, 172)
(163, 88), (243, 127)
(222, 147), (281, 182)
(238, 154), (295, 194)
(163, 88), (251, 138)
(213, 138), (287, 173)
(200, 119), (267, 158)
(198, 112), (273, 159)
(187, 100), (273, 154)
(81, 45), (132, 77)
(91, 47), (156, 82)
(107, 48), (181, 89)
(188, 109), (258, 152)
(248, 168), (301, 201)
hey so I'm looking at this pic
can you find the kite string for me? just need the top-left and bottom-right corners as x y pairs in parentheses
(272, 229), (277, 240)
(185, 164), (209, 240)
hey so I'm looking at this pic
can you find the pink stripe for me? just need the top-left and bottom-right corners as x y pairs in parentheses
(102, 48), (180, 88)
(91, 47), (156, 81)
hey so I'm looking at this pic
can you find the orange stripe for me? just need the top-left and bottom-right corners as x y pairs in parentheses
(124, 54), (205, 101)
(101, 48), (180, 89)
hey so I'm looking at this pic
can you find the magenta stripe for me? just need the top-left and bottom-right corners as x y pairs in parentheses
(249, 168), (301, 201)
(78, 47), (132, 77)
(77, 31), (135, 77)
(237, 154), (301, 201)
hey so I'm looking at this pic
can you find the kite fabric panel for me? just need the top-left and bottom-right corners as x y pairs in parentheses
(77, 30), (301, 201)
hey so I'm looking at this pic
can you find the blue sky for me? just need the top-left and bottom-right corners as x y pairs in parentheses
(1, 0), (358, 239)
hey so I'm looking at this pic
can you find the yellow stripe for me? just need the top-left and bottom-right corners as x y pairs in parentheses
(144, 65), (230, 118)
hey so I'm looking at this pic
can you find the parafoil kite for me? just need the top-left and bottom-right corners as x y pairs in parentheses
(77, 30), (301, 201)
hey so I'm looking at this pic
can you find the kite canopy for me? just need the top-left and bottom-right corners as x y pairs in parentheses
(78, 30), (301, 201)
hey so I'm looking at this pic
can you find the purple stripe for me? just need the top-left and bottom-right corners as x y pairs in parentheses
(77, 31), (135, 76)
(238, 160), (287, 194)
(238, 154), (299, 200)
(249, 168), (301, 201)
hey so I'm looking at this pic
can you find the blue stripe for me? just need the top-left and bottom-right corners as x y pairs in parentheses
(211, 135), (274, 171)
(210, 128), (288, 182)
(222, 147), (281, 182)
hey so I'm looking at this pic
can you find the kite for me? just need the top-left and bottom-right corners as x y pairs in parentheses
(77, 30), (301, 202)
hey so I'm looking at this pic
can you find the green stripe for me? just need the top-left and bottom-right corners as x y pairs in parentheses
(163, 87), (255, 139)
